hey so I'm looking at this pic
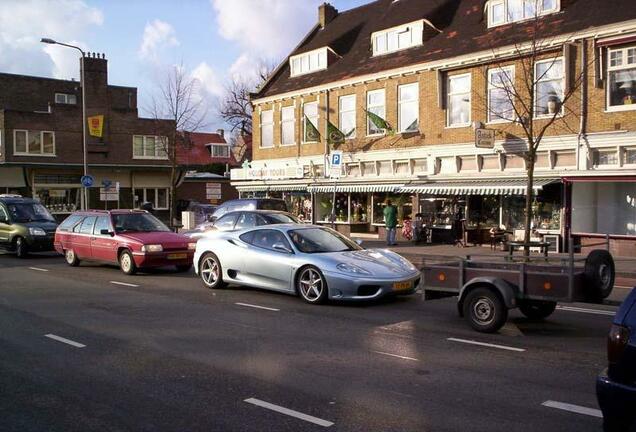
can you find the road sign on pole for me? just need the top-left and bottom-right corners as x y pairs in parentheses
(329, 151), (343, 179)
(81, 175), (94, 188)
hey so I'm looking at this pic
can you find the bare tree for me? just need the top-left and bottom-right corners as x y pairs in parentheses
(476, 2), (594, 255)
(148, 64), (208, 226)
(218, 61), (275, 136)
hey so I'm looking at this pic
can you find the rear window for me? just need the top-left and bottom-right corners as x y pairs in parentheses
(59, 214), (83, 232)
(258, 200), (287, 212)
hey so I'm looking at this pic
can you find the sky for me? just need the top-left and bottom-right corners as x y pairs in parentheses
(0, 0), (369, 132)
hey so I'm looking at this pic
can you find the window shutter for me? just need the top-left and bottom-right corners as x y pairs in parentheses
(594, 41), (604, 89)
(563, 42), (577, 94)
(436, 70), (446, 109)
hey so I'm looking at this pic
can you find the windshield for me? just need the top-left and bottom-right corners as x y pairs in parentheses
(288, 228), (361, 254)
(112, 213), (171, 233)
(263, 213), (300, 224)
(7, 203), (56, 223)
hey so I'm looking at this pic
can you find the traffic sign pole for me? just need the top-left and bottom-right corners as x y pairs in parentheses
(328, 152), (343, 229)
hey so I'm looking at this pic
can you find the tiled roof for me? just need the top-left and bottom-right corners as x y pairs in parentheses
(176, 132), (229, 167)
(256, 0), (636, 98)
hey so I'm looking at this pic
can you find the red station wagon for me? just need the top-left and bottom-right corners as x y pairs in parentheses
(54, 210), (195, 275)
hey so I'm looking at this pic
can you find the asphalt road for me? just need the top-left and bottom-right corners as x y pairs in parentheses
(0, 251), (623, 431)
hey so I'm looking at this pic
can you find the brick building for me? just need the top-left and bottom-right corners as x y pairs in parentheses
(231, 0), (636, 255)
(0, 54), (175, 221)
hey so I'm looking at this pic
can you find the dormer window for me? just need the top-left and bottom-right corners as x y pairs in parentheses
(290, 47), (328, 77)
(209, 144), (230, 158)
(372, 20), (424, 56)
(487, 0), (559, 28)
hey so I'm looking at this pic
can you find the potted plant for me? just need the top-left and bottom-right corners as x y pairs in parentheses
(547, 91), (560, 114)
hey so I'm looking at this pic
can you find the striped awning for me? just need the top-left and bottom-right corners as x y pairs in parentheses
(235, 184), (307, 192)
(307, 184), (404, 193)
(399, 178), (559, 195)
(268, 185), (308, 191)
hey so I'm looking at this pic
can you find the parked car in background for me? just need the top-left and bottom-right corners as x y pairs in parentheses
(184, 210), (300, 240)
(210, 198), (287, 221)
(194, 224), (420, 304)
(597, 287), (636, 432)
(0, 194), (58, 258)
(54, 209), (195, 275)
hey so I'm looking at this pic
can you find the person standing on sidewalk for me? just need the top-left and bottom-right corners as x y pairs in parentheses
(383, 200), (398, 246)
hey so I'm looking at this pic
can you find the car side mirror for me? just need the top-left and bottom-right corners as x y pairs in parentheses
(272, 242), (292, 254)
(207, 215), (217, 222)
(100, 229), (114, 236)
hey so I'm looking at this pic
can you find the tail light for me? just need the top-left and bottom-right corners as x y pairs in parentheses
(608, 324), (630, 364)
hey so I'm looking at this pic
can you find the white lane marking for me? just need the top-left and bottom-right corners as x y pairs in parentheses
(29, 267), (49, 272)
(447, 337), (526, 352)
(44, 334), (86, 348)
(110, 281), (139, 288)
(542, 400), (603, 418)
(556, 306), (616, 316)
(235, 302), (279, 312)
(372, 350), (419, 362)
(244, 398), (333, 427)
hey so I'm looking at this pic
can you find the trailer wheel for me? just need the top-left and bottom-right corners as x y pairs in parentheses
(584, 250), (615, 302)
(519, 300), (557, 320)
(462, 287), (508, 333)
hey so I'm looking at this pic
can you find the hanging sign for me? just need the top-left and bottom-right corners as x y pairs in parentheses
(88, 115), (104, 137)
(475, 128), (496, 149)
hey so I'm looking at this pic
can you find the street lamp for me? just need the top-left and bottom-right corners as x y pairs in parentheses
(41, 37), (89, 210)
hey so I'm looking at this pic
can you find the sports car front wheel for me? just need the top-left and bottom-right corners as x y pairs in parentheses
(199, 252), (227, 289)
(297, 266), (328, 304)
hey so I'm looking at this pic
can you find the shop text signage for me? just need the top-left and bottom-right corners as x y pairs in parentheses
(88, 115), (104, 138)
(475, 128), (496, 149)
(206, 183), (222, 201)
(231, 165), (304, 181)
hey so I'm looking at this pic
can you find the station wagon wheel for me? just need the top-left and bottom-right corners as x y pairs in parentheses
(462, 287), (508, 333)
(199, 252), (227, 289)
(119, 250), (137, 275)
(64, 249), (80, 267)
(297, 266), (328, 304)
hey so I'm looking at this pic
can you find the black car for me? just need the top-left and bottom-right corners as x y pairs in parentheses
(597, 287), (636, 432)
(211, 199), (287, 220)
(184, 210), (300, 239)
(0, 195), (58, 257)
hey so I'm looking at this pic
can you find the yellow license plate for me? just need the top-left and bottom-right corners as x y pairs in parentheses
(167, 253), (187, 260)
(393, 281), (413, 291)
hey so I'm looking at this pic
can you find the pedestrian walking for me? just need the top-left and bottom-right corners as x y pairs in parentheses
(383, 199), (398, 246)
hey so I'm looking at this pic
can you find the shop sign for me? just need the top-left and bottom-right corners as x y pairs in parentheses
(231, 166), (304, 180)
(329, 151), (343, 179)
(100, 184), (119, 201)
(88, 115), (104, 138)
(206, 183), (222, 200)
(475, 128), (496, 149)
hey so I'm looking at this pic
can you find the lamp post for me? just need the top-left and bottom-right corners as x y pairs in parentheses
(40, 38), (89, 210)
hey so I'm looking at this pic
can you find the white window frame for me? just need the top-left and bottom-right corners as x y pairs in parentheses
(372, 20), (424, 56)
(289, 47), (328, 77)
(210, 144), (230, 158)
(55, 93), (77, 104)
(338, 94), (356, 139)
(534, 57), (564, 119)
(366, 89), (386, 136)
(302, 102), (319, 144)
(136, 187), (170, 210)
(487, 0), (560, 28)
(594, 148), (619, 167)
(260, 110), (274, 148)
(398, 83), (419, 133)
(13, 130), (56, 157)
(487, 66), (515, 123)
(447, 73), (472, 127)
(280, 105), (296, 146)
(606, 45), (636, 112)
(132, 135), (169, 160)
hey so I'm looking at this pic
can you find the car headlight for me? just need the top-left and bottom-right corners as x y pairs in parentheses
(188, 242), (197, 250)
(29, 227), (46, 236)
(336, 262), (371, 275)
(141, 244), (163, 253)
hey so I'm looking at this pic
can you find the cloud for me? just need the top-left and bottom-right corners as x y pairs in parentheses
(138, 19), (179, 62)
(191, 62), (224, 98)
(0, 0), (103, 79)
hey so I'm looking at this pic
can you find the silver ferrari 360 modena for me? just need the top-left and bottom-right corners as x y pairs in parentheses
(193, 224), (421, 303)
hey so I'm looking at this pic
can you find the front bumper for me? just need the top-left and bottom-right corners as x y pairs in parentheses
(322, 270), (421, 300)
(132, 250), (194, 268)
(26, 235), (55, 252)
(597, 369), (636, 430)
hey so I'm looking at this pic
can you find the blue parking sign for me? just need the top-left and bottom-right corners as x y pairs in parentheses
(81, 175), (94, 188)
(331, 153), (341, 166)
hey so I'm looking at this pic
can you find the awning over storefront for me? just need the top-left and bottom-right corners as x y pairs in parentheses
(307, 184), (404, 193)
(399, 178), (559, 195)
(235, 184), (308, 192)
(0, 167), (26, 188)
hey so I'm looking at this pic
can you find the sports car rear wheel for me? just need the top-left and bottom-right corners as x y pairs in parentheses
(199, 252), (227, 289)
(297, 266), (328, 304)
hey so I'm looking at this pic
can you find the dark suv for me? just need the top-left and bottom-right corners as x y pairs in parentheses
(597, 287), (636, 432)
(211, 199), (287, 221)
(0, 195), (58, 257)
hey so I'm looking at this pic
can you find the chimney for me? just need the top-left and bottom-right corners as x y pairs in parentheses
(216, 128), (225, 139)
(318, 3), (338, 28)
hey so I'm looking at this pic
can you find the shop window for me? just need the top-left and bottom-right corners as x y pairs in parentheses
(260, 110), (274, 148)
(281, 106), (295, 146)
(502, 196), (526, 230)
(134, 188), (170, 210)
(339, 95), (356, 139)
(468, 195), (500, 228)
(303, 102), (319, 143)
(607, 45), (636, 110)
(488, 66), (515, 122)
(36, 187), (80, 214)
(366, 89), (386, 135)
(350, 193), (369, 223)
(395, 161), (410, 175)
(502, 184), (562, 231)
(572, 181), (636, 236)
(133, 135), (168, 159)
(346, 163), (360, 177)
(372, 193), (412, 226)
(398, 83), (419, 133)
(284, 193), (312, 222)
(535, 58), (564, 117)
(594, 149), (618, 166)
(14, 130), (55, 156)
(623, 148), (636, 165)
(447, 74), (471, 127)
(317, 193), (349, 223)
(362, 161), (377, 176)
